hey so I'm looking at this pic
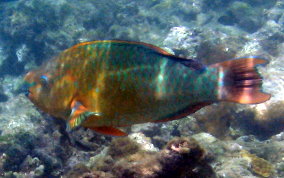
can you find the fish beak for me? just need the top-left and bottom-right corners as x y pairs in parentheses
(22, 71), (37, 97)
(24, 89), (30, 97)
(21, 81), (32, 98)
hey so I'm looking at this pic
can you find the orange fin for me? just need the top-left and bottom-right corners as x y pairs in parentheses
(154, 102), (212, 123)
(89, 126), (127, 136)
(70, 100), (88, 116)
(71, 40), (174, 56)
(67, 100), (101, 131)
(210, 57), (271, 104)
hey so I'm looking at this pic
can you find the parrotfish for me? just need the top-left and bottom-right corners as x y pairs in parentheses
(24, 40), (271, 136)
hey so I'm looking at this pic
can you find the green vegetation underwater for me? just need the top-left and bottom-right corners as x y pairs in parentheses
(0, 0), (284, 177)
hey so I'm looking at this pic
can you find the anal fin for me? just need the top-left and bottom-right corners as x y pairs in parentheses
(89, 126), (127, 136)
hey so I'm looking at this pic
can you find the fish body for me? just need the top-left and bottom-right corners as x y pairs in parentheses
(24, 40), (271, 136)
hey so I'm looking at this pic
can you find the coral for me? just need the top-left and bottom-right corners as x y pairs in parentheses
(240, 150), (274, 177)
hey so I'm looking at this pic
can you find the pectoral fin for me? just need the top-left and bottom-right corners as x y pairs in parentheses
(67, 100), (126, 136)
(67, 100), (101, 131)
(89, 126), (127, 136)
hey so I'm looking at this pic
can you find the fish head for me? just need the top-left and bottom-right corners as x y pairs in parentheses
(24, 70), (54, 109)
(24, 68), (78, 119)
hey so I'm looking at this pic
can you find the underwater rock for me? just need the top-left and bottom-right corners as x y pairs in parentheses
(80, 171), (115, 178)
(131, 123), (162, 137)
(0, 94), (41, 136)
(208, 134), (281, 177)
(3, 143), (29, 171)
(69, 127), (111, 151)
(272, 131), (284, 141)
(231, 100), (284, 139)
(89, 137), (216, 178)
(163, 26), (247, 64)
(216, 157), (257, 178)
(240, 150), (274, 177)
(107, 137), (141, 160)
(0, 92), (8, 103)
(216, 1), (274, 33)
(0, 94), (109, 177)
(129, 133), (159, 152)
(229, 1), (264, 33)
(64, 163), (91, 178)
(192, 132), (225, 159)
(197, 30), (246, 64)
(131, 122), (180, 149)
(178, 0), (202, 17)
(242, 0), (277, 7)
(163, 26), (201, 59)
(224, 135), (284, 177)
(259, 24), (284, 57)
(0, 43), (6, 73)
(20, 155), (42, 173)
(176, 116), (200, 137)
(191, 103), (238, 139)
(15, 44), (29, 63)
(0, 75), (27, 99)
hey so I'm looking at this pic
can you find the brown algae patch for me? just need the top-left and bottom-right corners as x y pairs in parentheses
(240, 150), (274, 177)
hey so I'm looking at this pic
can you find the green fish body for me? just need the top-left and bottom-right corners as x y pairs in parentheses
(24, 40), (271, 136)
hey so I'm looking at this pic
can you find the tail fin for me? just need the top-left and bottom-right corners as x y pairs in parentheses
(210, 57), (271, 104)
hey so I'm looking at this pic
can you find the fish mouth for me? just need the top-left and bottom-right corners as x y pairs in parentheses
(21, 81), (34, 98)
(24, 90), (30, 97)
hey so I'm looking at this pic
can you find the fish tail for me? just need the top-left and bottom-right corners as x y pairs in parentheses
(210, 57), (271, 104)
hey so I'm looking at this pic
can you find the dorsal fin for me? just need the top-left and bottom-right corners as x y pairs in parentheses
(71, 40), (204, 70)
(71, 40), (174, 56)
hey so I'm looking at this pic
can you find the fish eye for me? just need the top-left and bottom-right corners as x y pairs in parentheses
(40, 75), (49, 87)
